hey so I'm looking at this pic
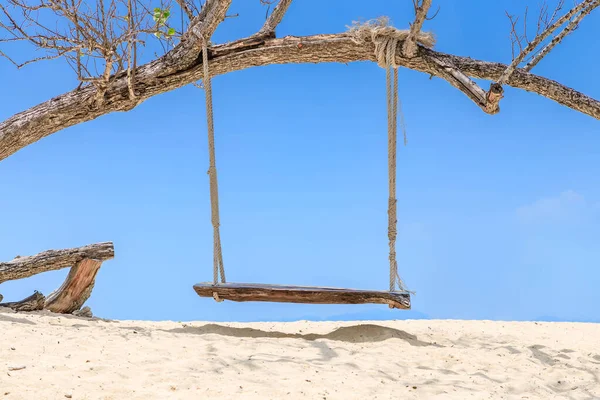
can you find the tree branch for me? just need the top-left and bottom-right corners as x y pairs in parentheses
(0, 34), (598, 162)
(525, 1), (599, 71)
(428, 55), (502, 114)
(257, 0), (293, 37)
(499, 0), (599, 84)
(0, 242), (115, 284)
(162, 0), (232, 71)
(188, 0), (232, 41)
(403, 0), (432, 58)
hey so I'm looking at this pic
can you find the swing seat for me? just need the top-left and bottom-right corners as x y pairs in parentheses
(193, 282), (411, 309)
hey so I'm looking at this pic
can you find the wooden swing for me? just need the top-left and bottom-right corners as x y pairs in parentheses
(193, 33), (412, 310)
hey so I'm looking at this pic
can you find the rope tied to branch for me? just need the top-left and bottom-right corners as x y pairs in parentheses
(201, 19), (420, 295)
(202, 38), (226, 286)
(349, 19), (425, 294)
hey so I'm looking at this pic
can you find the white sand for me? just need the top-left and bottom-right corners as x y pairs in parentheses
(0, 309), (599, 399)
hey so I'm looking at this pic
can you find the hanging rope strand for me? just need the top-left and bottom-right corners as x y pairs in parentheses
(386, 42), (398, 292)
(202, 38), (226, 285)
(382, 36), (409, 294)
(347, 20), (419, 294)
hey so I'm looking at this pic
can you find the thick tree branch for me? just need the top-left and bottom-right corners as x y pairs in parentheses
(257, 0), (293, 37)
(403, 0), (432, 58)
(0, 34), (598, 162)
(0, 242), (114, 284)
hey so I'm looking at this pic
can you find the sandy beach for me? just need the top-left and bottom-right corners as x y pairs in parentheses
(0, 309), (599, 399)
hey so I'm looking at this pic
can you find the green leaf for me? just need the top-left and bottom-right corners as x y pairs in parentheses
(167, 27), (175, 36)
(162, 10), (170, 18)
(154, 31), (162, 38)
(152, 8), (162, 22)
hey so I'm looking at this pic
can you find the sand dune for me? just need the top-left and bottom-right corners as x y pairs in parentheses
(0, 309), (599, 399)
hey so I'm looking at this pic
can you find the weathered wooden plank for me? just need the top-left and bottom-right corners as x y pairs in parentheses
(45, 259), (103, 314)
(193, 282), (411, 309)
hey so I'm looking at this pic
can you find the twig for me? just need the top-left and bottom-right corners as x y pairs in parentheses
(525, 0), (599, 71)
(498, 0), (598, 85)
(175, 0), (194, 20)
(403, 0), (432, 58)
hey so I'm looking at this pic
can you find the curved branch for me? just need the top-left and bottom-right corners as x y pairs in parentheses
(0, 33), (598, 162)
(44, 258), (104, 313)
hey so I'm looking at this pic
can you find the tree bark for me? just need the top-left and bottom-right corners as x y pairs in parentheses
(0, 242), (114, 284)
(1, 33), (598, 163)
(44, 258), (103, 314)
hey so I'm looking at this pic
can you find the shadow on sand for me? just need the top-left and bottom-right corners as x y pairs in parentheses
(163, 323), (441, 346)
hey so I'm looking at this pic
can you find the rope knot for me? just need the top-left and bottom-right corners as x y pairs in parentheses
(348, 17), (425, 295)
(347, 17), (435, 69)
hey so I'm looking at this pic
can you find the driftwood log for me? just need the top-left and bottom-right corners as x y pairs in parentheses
(0, 242), (114, 284)
(0, 291), (46, 312)
(0, 242), (114, 315)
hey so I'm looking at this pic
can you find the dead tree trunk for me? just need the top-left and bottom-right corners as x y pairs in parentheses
(0, 243), (114, 314)
(44, 258), (103, 313)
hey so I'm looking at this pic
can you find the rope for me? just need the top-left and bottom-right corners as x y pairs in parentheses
(199, 23), (412, 295)
(375, 34), (410, 293)
(202, 38), (226, 285)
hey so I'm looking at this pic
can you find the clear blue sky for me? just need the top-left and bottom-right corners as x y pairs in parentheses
(1, 0), (599, 322)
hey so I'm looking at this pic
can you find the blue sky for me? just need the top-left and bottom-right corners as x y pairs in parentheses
(0, 0), (599, 322)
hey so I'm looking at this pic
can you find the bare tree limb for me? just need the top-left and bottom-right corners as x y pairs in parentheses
(428, 55), (502, 114)
(257, 0), (293, 37)
(0, 242), (115, 284)
(499, 0), (599, 85)
(525, 1), (599, 71)
(403, 0), (432, 58)
(0, 33), (598, 163)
